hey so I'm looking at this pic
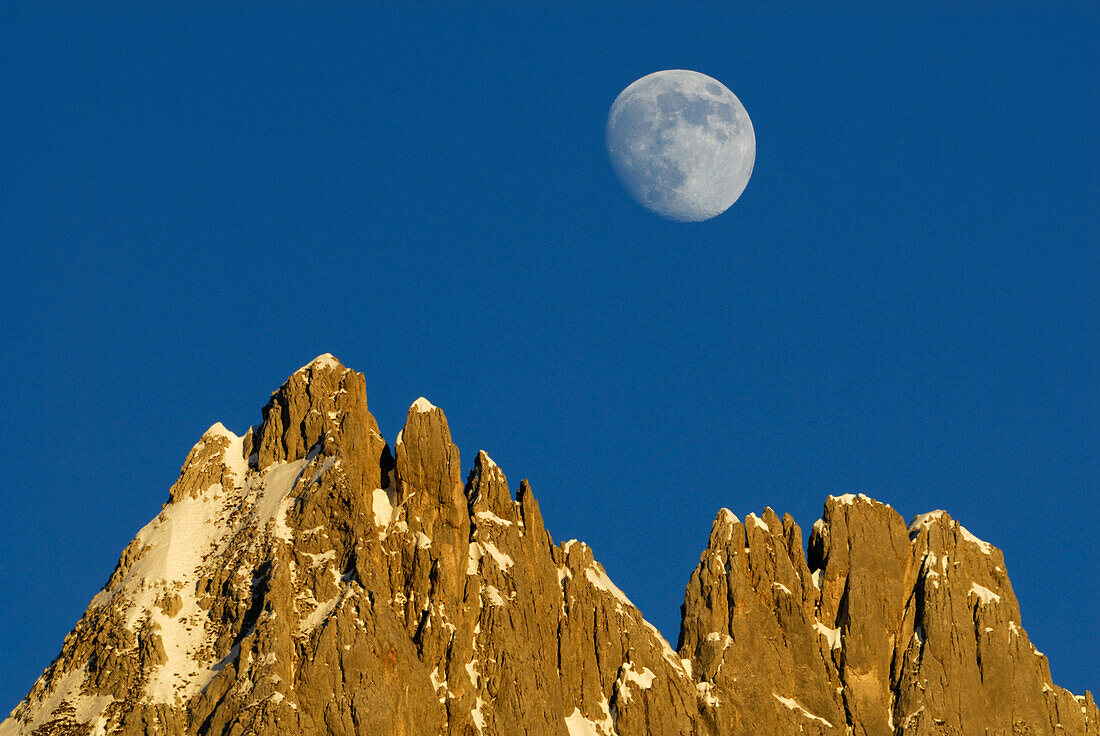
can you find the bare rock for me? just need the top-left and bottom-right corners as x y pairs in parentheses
(2, 358), (1094, 736)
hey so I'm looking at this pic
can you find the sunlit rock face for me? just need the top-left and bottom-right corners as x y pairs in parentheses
(2, 358), (1096, 736)
(679, 495), (1098, 736)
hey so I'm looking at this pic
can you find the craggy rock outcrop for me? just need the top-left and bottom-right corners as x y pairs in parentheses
(2, 357), (1096, 736)
(679, 494), (1099, 735)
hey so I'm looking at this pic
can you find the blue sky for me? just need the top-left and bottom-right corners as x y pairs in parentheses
(1, 4), (1096, 710)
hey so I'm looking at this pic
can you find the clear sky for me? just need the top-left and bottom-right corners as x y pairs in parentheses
(1, 4), (1096, 711)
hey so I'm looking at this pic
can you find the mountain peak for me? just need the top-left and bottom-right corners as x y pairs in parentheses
(253, 358), (388, 495)
(201, 421), (237, 441)
(2, 358), (1095, 736)
(295, 352), (346, 374)
(412, 396), (438, 413)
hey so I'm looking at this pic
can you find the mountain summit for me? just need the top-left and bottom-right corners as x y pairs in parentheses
(2, 356), (1096, 735)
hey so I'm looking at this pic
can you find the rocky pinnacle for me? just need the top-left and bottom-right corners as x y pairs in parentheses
(2, 356), (1096, 736)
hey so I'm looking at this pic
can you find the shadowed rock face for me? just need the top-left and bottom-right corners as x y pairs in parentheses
(2, 357), (1096, 736)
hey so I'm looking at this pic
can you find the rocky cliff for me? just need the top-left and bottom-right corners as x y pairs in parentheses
(2, 355), (1095, 736)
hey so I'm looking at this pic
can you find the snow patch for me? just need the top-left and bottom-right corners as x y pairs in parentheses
(712, 508), (739, 530)
(483, 541), (513, 570)
(959, 524), (994, 555)
(298, 353), (342, 373)
(773, 694), (834, 727)
(639, 619), (692, 677)
(909, 510), (948, 533)
(467, 541), (514, 574)
(272, 494), (298, 542)
(483, 585), (507, 606)
(253, 459), (309, 540)
(585, 564), (633, 608)
(911, 509), (995, 554)
(745, 512), (769, 532)
(371, 489), (394, 530)
(829, 492), (882, 506)
(969, 583), (1001, 605)
(902, 706), (926, 729)
(471, 696), (487, 732)
(814, 620), (842, 649)
(300, 549), (335, 567)
(475, 510), (513, 527)
(697, 681), (721, 708)
(619, 662), (656, 700)
(704, 631), (733, 651)
(620, 660), (651, 690)
(299, 590), (344, 633)
(465, 659), (479, 689)
(11, 668), (115, 735)
(412, 397), (436, 413)
(563, 704), (616, 736)
(204, 422), (237, 443)
(563, 708), (599, 736)
(105, 430), (310, 705)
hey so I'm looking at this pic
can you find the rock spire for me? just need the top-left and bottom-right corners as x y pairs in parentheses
(2, 356), (1095, 736)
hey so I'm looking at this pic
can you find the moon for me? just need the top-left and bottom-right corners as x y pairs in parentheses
(606, 70), (755, 222)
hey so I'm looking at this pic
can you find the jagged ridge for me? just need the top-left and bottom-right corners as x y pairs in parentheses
(2, 355), (1096, 736)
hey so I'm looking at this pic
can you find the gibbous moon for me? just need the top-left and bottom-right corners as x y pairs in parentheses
(606, 70), (755, 222)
